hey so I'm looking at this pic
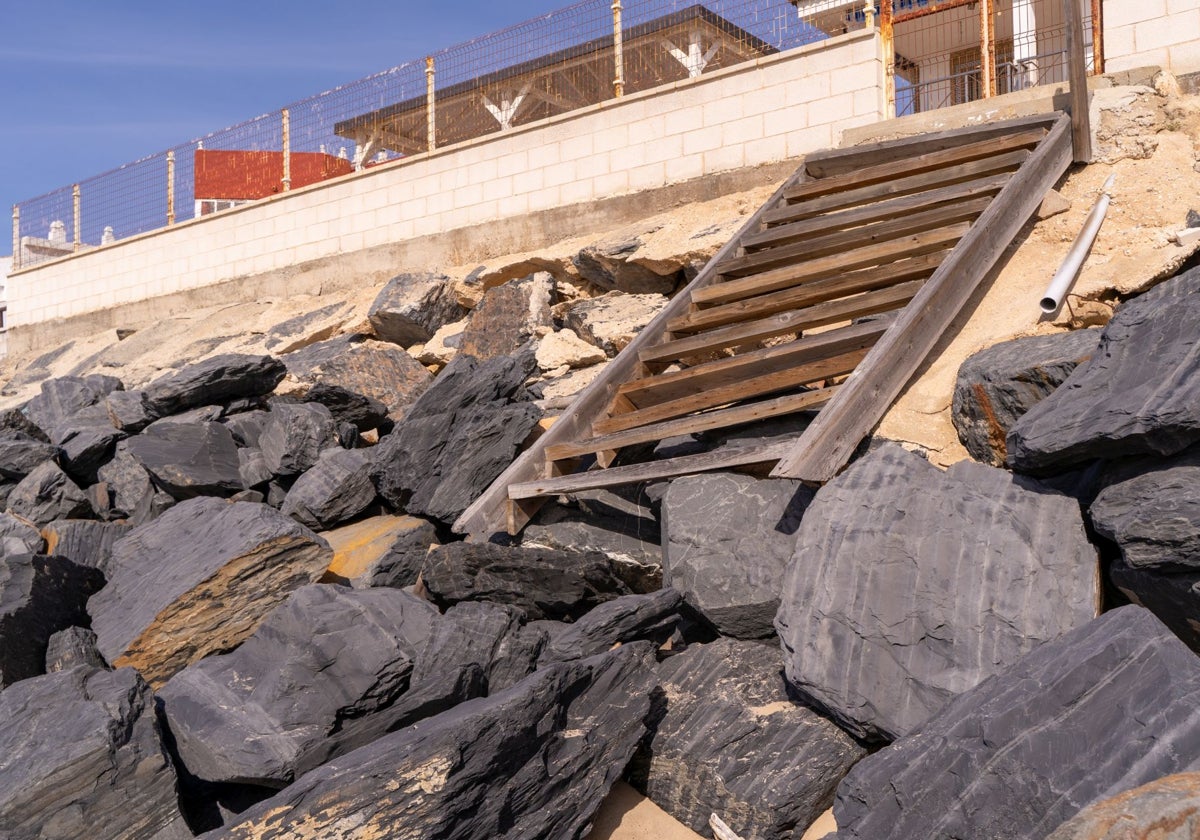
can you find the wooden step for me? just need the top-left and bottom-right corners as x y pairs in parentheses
(545, 386), (838, 461)
(669, 251), (947, 335)
(690, 222), (968, 308)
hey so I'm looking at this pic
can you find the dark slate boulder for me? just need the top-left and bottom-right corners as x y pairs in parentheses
(367, 271), (467, 347)
(160, 584), (439, 787)
(1108, 559), (1200, 652)
(662, 473), (810, 638)
(280, 447), (375, 530)
(411, 601), (530, 695)
(45, 626), (107, 672)
(95, 447), (173, 524)
(539, 588), (683, 665)
(458, 273), (553, 361)
(49, 402), (125, 485)
(776, 444), (1099, 741)
(1046, 772), (1200, 840)
(1090, 445), (1200, 572)
(953, 329), (1101, 466)
(208, 643), (656, 840)
(1009, 267), (1200, 472)
(0, 666), (183, 840)
(322, 514), (439, 589)
(8, 460), (91, 526)
(88, 497), (332, 686)
(258, 402), (338, 478)
(222, 409), (270, 448)
(303, 382), (390, 433)
(42, 519), (132, 572)
(630, 638), (866, 840)
(126, 421), (244, 500)
(141, 353), (286, 419)
(237, 446), (274, 491)
(24, 375), (104, 434)
(421, 542), (631, 621)
(0, 553), (104, 687)
(0, 407), (50, 443)
(831, 607), (1200, 840)
(0, 512), (44, 556)
(104, 388), (155, 433)
(0, 431), (61, 481)
(371, 349), (540, 527)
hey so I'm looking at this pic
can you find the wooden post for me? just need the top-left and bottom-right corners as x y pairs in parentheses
(72, 184), (81, 251)
(612, 1), (625, 97)
(979, 0), (995, 98)
(1090, 0), (1104, 74)
(167, 150), (176, 226)
(11, 206), (18, 271)
(880, 0), (895, 117)
(425, 56), (437, 152)
(1064, 0), (1092, 162)
(281, 108), (292, 191)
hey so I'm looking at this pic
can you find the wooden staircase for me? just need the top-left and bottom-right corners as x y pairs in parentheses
(454, 112), (1075, 539)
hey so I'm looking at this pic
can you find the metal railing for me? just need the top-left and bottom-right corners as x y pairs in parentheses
(12, 0), (841, 270)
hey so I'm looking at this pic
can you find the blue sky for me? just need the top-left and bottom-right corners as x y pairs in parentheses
(0, 0), (568, 252)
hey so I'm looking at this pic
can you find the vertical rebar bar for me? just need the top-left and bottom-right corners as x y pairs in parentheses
(72, 184), (81, 252)
(979, 0), (995, 98)
(281, 108), (292, 191)
(167, 150), (176, 226)
(881, 0), (895, 118)
(426, 56), (437, 152)
(10, 206), (18, 271)
(612, 1), (625, 98)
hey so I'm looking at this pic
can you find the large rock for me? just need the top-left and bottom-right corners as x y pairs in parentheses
(574, 236), (679, 294)
(0, 431), (61, 481)
(0, 667), (183, 840)
(776, 444), (1099, 741)
(0, 554), (105, 687)
(411, 601), (532, 694)
(88, 497), (332, 686)
(141, 353), (286, 419)
(45, 626), (107, 672)
(42, 519), (131, 571)
(0, 512), (44, 556)
(302, 382), (390, 433)
(1108, 559), (1200, 652)
(95, 447), (173, 524)
(952, 329), (1100, 466)
(1009, 268), (1200, 472)
(539, 589), (683, 665)
(281, 336), (433, 423)
(209, 643), (656, 840)
(831, 607), (1200, 840)
(24, 375), (107, 434)
(8, 460), (91, 526)
(371, 350), (540, 526)
(1045, 772), (1200, 840)
(663, 473), (811, 638)
(160, 584), (439, 787)
(47, 403), (125, 485)
(104, 389), (155, 433)
(280, 447), (375, 530)
(420, 542), (631, 621)
(126, 421), (244, 499)
(564, 291), (669, 356)
(322, 514), (439, 588)
(534, 329), (607, 370)
(258, 402), (338, 478)
(458, 273), (553, 360)
(368, 271), (468, 347)
(631, 638), (866, 840)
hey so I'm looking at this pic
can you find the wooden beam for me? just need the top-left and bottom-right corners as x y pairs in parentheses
(451, 161), (811, 538)
(545, 386), (838, 461)
(771, 114), (1073, 482)
(1063, 0), (1093, 162)
(802, 112), (1059, 179)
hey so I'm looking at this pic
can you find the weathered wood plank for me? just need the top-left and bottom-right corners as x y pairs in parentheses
(783, 128), (1045, 205)
(762, 149), (1028, 228)
(669, 251), (947, 334)
(692, 222), (968, 307)
(771, 114), (1073, 481)
(643, 280), (922, 365)
(802, 112), (1059, 179)
(740, 173), (1008, 253)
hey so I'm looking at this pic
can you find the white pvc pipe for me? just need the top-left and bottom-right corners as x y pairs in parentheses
(1040, 173), (1116, 314)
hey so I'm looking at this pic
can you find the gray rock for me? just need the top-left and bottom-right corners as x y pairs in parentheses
(25, 376), (104, 435)
(259, 402), (338, 478)
(303, 382), (390, 433)
(222, 409), (270, 448)
(0, 432), (61, 481)
(421, 542), (631, 621)
(0, 407), (50, 443)
(8, 460), (91, 526)
(776, 444), (1100, 741)
(663, 473), (811, 638)
(280, 447), (375, 530)
(574, 237), (679, 294)
(88, 497), (332, 686)
(207, 643), (656, 840)
(96, 447), (172, 524)
(0, 553), (105, 687)
(126, 421), (244, 500)
(49, 402), (125, 485)
(320, 514), (439, 589)
(0, 667), (183, 840)
(45, 626), (107, 672)
(370, 350), (541, 526)
(146, 404), (225, 428)
(1046, 772), (1200, 840)
(104, 389), (155, 433)
(1108, 559), (1200, 652)
(160, 584), (439, 786)
(458, 273), (553, 360)
(831, 607), (1200, 840)
(564, 291), (669, 355)
(0, 512), (44, 556)
(953, 329), (1101, 466)
(1009, 268), (1200, 472)
(368, 271), (468, 347)
(410, 601), (532, 693)
(237, 447), (273, 489)
(281, 336), (432, 423)
(631, 638), (866, 840)
(141, 353), (286, 418)
(42, 519), (132, 572)
(539, 589), (682, 665)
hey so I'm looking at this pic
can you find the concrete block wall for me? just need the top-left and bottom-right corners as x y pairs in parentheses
(8, 30), (884, 330)
(1104, 0), (1200, 75)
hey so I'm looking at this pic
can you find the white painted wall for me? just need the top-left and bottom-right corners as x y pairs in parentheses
(8, 30), (884, 330)
(1104, 0), (1200, 75)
